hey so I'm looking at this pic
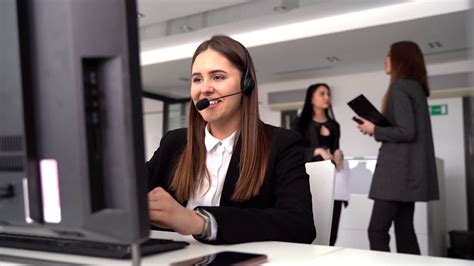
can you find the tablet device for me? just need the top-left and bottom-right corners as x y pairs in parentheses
(347, 94), (392, 127)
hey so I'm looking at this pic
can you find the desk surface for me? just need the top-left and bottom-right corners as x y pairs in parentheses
(0, 231), (471, 265)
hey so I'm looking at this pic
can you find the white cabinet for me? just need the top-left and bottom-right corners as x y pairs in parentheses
(336, 158), (446, 256)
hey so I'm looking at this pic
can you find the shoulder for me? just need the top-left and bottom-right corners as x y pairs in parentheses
(292, 117), (301, 124)
(160, 128), (187, 146)
(263, 124), (306, 164)
(290, 117), (301, 131)
(264, 123), (304, 143)
(391, 79), (424, 97)
(328, 119), (340, 128)
(164, 127), (187, 138)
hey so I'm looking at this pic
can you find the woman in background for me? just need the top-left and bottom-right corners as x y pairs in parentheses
(292, 83), (346, 246)
(356, 41), (439, 254)
(146, 35), (315, 245)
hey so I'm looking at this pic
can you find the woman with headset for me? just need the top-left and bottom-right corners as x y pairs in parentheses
(146, 35), (316, 244)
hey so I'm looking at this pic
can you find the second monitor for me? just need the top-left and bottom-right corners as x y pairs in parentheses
(0, 0), (148, 245)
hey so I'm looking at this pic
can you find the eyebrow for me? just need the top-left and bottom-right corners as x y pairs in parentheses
(191, 69), (227, 77)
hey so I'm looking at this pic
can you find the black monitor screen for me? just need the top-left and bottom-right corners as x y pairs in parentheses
(0, 0), (148, 244)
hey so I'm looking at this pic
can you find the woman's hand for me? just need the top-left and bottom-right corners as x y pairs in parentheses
(148, 187), (205, 235)
(357, 117), (375, 136)
(314, 148), (333, 160)
(333, 149), (344, 171)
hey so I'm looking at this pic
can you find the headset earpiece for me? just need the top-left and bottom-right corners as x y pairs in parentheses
(241, 49), (255, 95)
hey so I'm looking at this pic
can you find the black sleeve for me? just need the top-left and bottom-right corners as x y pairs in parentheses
(302, 130), (317, 162)
(332, 121), (340, 151)
(374, 82), (416, 143)
(290, 117), (300, 131)
(290, 117), (315, 162)
(145, 138), (163, 190)
(146, 129), (186, 191)
(199, 129), (316, 244)
(304, 148), (317, 162)
(146, 149), (160, 190)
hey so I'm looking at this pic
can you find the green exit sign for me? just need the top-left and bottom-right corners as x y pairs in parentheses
(429, 104), (448, 116)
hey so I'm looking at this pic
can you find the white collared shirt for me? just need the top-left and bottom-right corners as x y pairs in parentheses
(187, 125), (238, 240)
(187, 125), (237, 208)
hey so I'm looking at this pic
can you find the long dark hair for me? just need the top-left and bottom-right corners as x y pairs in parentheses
(296, 83), (335, 133)
(170, 35), (270, 203)
(382, 41), (430, 112)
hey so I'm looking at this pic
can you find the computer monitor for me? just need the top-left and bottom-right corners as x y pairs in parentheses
(0, 0), (149, 245)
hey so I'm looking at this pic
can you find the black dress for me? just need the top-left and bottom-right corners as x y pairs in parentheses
(291, 118), (346, 246)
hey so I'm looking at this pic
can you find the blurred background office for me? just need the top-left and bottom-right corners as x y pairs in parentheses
(137, 0), (473, 259)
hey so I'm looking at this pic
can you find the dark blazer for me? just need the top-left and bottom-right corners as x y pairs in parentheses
(370, 79), (439, 202)
(146, 124), (316, 244)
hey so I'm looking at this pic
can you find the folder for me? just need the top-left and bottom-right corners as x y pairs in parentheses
(347, 94), (392, 127)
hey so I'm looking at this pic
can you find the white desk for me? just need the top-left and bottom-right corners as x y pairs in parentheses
(313, 247), (472, 265)
(0, 231), (472, 265)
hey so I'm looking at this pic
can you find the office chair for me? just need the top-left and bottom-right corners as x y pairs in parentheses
(305, 160), (336, 245)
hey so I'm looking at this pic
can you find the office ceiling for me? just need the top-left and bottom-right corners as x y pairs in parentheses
(137, 0), (250, 26)
(137, 0), (472, 99)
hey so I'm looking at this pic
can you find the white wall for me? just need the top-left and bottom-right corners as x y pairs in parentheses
(258, 59), (470, 246)
(428, 97), (467, 231)
(142, 98), (163, 160)
(141, 59), (470, 240)
(259, 69), (390, 157)
(335, 158), (446, 255)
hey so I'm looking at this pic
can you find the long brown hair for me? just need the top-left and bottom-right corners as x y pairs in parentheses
(382, 41), (430, 112)
(170, 35), (271, 203)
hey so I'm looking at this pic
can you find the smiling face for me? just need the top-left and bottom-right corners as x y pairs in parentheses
(191, 48), (243, 130)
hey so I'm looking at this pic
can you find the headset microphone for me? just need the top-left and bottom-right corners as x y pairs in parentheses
(195, 91), (242, 111)
(195, 98), (210, 111)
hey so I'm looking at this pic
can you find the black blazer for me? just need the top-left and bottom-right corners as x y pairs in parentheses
(371, 79), (439, 202)
(146, 124), (316, 244)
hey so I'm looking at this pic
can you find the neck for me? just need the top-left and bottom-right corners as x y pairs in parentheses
(312, 108), (327, 122)
(209, 117), (240, 140)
